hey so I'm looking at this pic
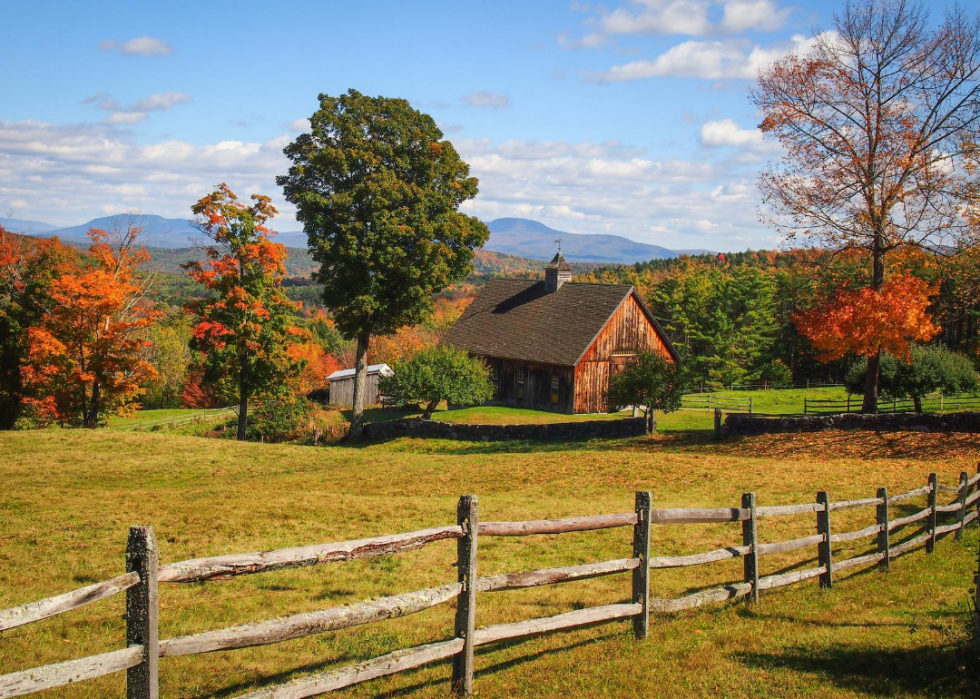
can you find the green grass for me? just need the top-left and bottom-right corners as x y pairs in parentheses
(0, 427), (977, 697)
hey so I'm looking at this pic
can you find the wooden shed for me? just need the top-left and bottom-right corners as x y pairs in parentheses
(443, 253), (680, 414)
(326, 363), (394, 408)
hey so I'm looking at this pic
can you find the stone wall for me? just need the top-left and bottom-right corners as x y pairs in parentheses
(723, 411), (980, 435)
(362, 416), (647, 442)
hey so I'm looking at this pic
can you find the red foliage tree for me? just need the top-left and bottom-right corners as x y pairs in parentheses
(21, 226), (160, 427)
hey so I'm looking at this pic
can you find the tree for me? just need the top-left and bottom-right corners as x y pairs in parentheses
(141, 309), (193, 409)
(606, 351), (684, 434)
(21, 226), (160, 427)
(378, 345), (492, 419)
(184, 184), (307, 440)
(753, 0), (980, 412)
(845, 344), (979, 412)
(0, 226), (77, 428)
(278, 89), (490, 438)
(794, 275), (940, 368)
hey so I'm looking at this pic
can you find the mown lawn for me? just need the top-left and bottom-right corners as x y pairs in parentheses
(0, 426), (977, 698)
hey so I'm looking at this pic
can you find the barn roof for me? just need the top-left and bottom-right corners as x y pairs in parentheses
(443, 279), (678, 367)
(326, 363), (393, 381)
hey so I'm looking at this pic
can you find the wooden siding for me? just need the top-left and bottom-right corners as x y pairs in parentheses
(574, 293), (674, 414)
(484, 358), (575, 414)
(329, 374), (385, 409)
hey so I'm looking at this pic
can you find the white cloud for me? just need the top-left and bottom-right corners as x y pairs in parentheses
(593, 33), (823, 81)
(99, 36), (173, 57)
(462, 92), (511, 109)
(700, 119), (763, 147)
(287, 118), (311, 132)
(0, 121), (776, 249)
(82, 91), (192, 125)
(568, 0), (790, 47)
(0, 120), (291, 228)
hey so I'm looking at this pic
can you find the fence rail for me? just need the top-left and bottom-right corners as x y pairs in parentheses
(120, 406), (239, 432)
(1, 464), (978, 699)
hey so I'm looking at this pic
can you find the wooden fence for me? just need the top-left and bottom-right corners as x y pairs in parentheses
(120, 406), (238, 432)
(804, 394), (980, 416)
(2, 467), (979, 698)
(681, 393), (753, 413)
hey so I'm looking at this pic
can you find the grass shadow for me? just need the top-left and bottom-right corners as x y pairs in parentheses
(734, 641), (975, 697)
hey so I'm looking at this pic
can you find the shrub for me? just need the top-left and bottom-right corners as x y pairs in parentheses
(245, 396), (316, 443)
(607, 352), (684, 434)
(379, 346), (493, 419)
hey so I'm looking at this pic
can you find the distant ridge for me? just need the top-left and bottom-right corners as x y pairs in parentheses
(6, 213), (711, 263)
(485, 218), (709, 264)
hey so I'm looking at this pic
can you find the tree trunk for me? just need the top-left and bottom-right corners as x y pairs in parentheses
(862, 235), (886, 414)
(646, 408), (657, 435)
(422, 400), (438, 420)
(237, 354), (248, 441)
(913, 395), (922, 413)
(85, 381), (101, 428)
(348, 332), (370, 439)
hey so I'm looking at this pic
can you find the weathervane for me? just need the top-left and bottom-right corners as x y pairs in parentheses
(555, 238), (562, 254)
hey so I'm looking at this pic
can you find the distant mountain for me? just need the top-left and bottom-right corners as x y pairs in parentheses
(11, 213), (308, 249)
(485, 218), (703, 264)
(0, 217), (59, 235)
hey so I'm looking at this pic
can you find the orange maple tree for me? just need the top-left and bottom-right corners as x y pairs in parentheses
(21, 226), (160, 427)
(185, 184), (306, 440)
(795, 275), (940, 364)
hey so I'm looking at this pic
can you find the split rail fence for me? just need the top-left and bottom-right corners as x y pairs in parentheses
(120, 406), (238, 432)
(681, 393), (753, 413)
(1, 466), (979, 698)
(804, 393), (980, 416)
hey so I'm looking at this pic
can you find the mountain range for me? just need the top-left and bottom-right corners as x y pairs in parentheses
(0, 214), (711, 265)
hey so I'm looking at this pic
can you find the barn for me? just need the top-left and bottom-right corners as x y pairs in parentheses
(326, 363), (393, 408)
(443, 253), (680, 414)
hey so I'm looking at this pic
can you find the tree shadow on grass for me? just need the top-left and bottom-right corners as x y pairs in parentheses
(734, 641), (975, 697)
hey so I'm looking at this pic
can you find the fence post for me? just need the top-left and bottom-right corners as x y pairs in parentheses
(749, 397), (754, 415)
(742, 493), (759, 604)
(876, 487), (889, 571)
(452, 495), (478, 697)
(926, 473), (938, 554)
(632, 491), (652, 640)
(816, 492), (832, 589)
(713, 408), (722, 435)
(126, 526), (159, 699)
(804, 398), (808, 415)
(957, 472), (969, 541)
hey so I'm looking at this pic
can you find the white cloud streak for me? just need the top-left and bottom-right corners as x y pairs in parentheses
(462, 92), (511, 109)
(82, 91), (192, 125)
(98, 36), (174, 57)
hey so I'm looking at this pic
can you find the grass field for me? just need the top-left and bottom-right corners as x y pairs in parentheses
(0, 424), (977, 698)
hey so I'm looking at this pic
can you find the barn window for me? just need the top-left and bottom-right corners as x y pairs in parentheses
(550, 374), (559, 406)
(516, 368), (525, 399)
(490, 366), (500, 398)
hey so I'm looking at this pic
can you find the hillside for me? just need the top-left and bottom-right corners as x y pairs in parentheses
(485, 218), (710, 264)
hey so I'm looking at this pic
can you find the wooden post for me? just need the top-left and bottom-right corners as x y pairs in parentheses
(956, 471), (969, 541)
(632, 491), (652, 640)
(713, 408), (722, 435)
(126, 526), (159, 699)
(816, 492), (832, 589)
(742, 493), (759, 604)
(452, 495), (478, 697)
(876, 487), (889, 571)
(926, 473), (938, 554)
(749, 397), (754, 414)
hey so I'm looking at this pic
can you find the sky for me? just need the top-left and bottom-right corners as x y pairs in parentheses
(0, 0), (962, 250)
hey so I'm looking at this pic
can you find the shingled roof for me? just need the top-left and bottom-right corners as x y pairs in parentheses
(444, 279), (673, 367)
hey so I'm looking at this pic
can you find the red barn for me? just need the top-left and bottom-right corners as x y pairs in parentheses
(443, 253), (680, 414)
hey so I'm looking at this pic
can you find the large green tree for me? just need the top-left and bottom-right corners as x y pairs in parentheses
(606, 351), (684, 434)
(278, 89), (489, 438)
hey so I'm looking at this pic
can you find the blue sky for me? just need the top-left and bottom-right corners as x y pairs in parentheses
(0, 0), (962, 250)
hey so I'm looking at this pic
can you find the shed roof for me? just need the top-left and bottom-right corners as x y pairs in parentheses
(443, 279), (677, 367)
(326, 363), (394, 381)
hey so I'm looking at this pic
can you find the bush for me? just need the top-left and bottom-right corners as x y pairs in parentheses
(845, 344), (980, 412)
(245, 396), (316, 442)
(759, 359), (793, 388)
(607, 352), (684, 434)
(379, 346), (493, 419)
